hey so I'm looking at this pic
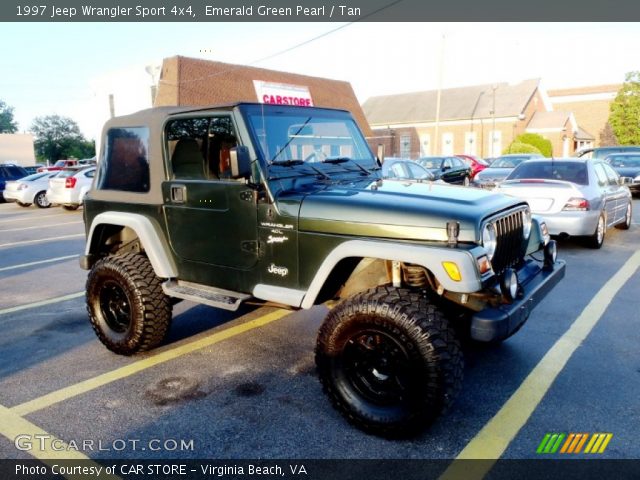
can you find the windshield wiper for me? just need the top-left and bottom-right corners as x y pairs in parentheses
(270, 159), (331, 180)
(321, 157), (372, 176)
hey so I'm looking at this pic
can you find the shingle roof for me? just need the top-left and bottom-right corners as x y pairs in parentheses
(575, 126), (595, 140)
(362, 79), (540, 125)
(526, 111), (572, 130)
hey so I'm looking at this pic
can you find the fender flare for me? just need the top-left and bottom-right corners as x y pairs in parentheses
(85, 212), (177, 278)
(300, 240), (485, 309)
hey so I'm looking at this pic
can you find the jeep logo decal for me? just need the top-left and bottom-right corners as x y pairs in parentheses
(267, 264), (289, 277)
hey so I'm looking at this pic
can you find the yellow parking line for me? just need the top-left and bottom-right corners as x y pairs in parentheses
(0, 233), (84, 249)
(0, 292), (85, 316)
(12, 308), (291, 416)
(440, 250), (640, 479)
(0, 221), (83, 233)
(0, 212), (72, 225)
(0, 404), (119, 479)
(0, 254), (79, 272)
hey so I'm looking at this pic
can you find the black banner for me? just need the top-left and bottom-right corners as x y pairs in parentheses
(2, 0), (640, 22)
(3, 459), (640, 480)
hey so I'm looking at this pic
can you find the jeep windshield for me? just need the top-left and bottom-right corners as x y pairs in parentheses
(241, 105), (377, 180)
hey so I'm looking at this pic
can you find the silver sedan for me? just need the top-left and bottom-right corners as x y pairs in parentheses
(496, 158), (632, 248)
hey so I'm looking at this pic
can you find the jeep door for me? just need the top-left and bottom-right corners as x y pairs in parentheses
(162, 115), (258, 269)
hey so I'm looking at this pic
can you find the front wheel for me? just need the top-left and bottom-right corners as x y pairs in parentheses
(34, 191), (51, 208)
(315, 286), (463, 437)
(86, 253), (172, 355)
(615, 202), (632, 230)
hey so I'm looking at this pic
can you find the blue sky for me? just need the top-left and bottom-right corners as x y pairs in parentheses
(1, 22), (638, 138)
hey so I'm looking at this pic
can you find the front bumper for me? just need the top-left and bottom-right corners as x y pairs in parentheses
(470, 258), (566, 342)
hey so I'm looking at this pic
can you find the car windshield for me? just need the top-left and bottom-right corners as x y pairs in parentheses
(243, 106), (376, 174)
(417, 158), (444, 169)
(490, 156), (532, 168)
(506, 161), (589, 185)
(607, 156), (640, 168)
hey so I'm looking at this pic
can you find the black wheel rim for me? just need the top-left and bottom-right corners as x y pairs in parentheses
(99, 280), (131, 333)
(342, 329), (414, 406)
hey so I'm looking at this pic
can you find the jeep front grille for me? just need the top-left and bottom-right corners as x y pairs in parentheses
(490, 210), (524, 274)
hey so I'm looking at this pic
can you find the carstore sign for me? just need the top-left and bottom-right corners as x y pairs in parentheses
(253, 80), (314, 107)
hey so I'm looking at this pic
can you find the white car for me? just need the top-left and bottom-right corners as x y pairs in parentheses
(46, 166), (96, 210)
(3, 171), (59, 208)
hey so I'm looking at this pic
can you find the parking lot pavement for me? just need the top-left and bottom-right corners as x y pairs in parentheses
(0, 200), (639, 464)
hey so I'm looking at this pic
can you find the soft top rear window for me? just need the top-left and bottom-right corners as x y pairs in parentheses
(96, 127), (150, 193)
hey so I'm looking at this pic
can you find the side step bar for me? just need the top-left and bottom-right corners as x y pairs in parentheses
(162, 280), (251, 311)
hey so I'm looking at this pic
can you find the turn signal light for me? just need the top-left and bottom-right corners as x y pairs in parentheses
(442, 262), (462, 282)
(563, 197), (589, 211)
(476, 255), (492, 275)
(65, 177), (77, 189)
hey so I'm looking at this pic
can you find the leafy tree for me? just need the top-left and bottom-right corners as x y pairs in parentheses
(610, 71), (640, 145)
(599, 122), (618, 147)
(0, 100), (18, 133)
(30, 115), (95, 163)
(513, 133), (552, 157)
(502, 142), (541, 155)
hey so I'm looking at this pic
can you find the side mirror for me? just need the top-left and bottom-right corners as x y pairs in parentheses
(229, 146), (252, 179)
(377, 144), (385, 164)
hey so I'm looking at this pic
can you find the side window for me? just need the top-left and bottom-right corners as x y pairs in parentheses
(593, 164), (607, 187)
(166, 116), (237, 180)
(443, 158), (452, 169)
(602, 164), (620, 186)
(407, 162), (426, 179)
(8, 166), (24, 178)
(391, 162), (406, 178)
(96, 127), (150, 193)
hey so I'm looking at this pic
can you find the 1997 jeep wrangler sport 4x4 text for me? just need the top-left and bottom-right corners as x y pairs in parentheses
(81, 103), (565, 437)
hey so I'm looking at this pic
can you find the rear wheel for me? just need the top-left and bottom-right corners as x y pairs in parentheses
(34, 191), (51, 208)
(316, 286), (463, 437)
(587, 212), (605, 249)
(86, 253), (172, 355)
(615, 202), (632, 230)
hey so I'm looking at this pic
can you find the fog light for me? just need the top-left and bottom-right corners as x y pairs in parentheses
(442, 261), (462, 282)
(544, 240), (557, 269)
(501, 268), (518, 302)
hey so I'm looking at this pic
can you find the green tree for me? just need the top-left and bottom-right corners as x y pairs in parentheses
(0, 100), (18, 133)
(610, 71), (640, 145)
(502, 142), (542, 155)
(513, 133), (552, 157)
(30, 115), (94, 163)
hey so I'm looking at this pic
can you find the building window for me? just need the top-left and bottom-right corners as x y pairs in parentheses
(400, 134), (411, 159)
(442, 133), (454, 156)
(489, 130), (502, 157)
(419, 134), (431, 156)
(464, 132), (476, 155)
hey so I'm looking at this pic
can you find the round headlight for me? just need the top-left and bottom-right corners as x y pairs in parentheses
(482, 223), (497, 260)
(522, 208), (532, 240)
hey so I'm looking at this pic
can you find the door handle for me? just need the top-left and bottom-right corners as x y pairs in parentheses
(171, 185), (186, 203)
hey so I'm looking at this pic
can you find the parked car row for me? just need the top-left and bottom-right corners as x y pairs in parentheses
(1, 165), (95, 210)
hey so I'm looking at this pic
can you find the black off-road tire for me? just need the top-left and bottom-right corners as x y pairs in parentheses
(315, 286), (463, 437)
(615, 202), (632, 230)
(86, 253), (171, 355)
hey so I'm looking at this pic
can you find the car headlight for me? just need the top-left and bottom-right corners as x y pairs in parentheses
(482, 223), (497, 260)
(522, 208), (532, 240)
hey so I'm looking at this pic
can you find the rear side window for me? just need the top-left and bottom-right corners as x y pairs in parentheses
(96, 127), (150, 192)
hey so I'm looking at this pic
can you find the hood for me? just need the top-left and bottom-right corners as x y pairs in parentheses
(296, 179), (523, 242)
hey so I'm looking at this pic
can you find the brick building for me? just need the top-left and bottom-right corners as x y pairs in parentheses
(547, 84), (621, 149)
(154, 56), (372, 136)
(362, 79), (606, 159)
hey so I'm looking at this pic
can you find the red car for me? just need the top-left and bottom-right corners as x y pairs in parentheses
(456, 154), (488, 179)
(37, 159), (79, 173)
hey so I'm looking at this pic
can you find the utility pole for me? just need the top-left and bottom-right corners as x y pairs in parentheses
(434, 34), (445, 156)
(491, 84), (497, 157)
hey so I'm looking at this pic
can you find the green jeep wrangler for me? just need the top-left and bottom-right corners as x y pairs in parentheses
(81, 103), (565, 437)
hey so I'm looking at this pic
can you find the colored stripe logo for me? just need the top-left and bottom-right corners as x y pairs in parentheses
(537, 433), (613, 454)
